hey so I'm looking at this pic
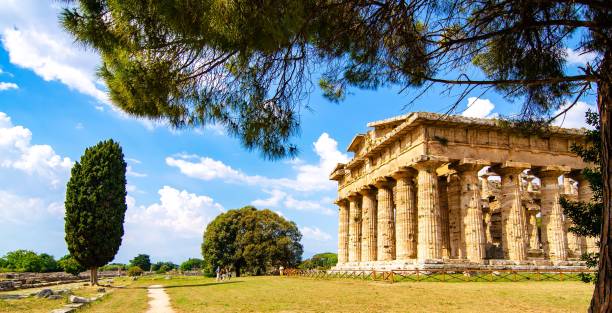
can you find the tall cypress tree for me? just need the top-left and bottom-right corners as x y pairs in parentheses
(64, 139), (127, 285)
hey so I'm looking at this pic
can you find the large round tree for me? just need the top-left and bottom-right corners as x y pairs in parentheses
(202, 206), (302, 276)
(65, 139), (127, 285)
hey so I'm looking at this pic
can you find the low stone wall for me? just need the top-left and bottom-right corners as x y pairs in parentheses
(0, 271), (121, 291)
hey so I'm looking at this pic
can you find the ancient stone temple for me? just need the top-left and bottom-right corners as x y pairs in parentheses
(331, 112), (596, 270)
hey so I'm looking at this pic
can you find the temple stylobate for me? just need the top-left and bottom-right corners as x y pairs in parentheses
(331, 112), (596, 270)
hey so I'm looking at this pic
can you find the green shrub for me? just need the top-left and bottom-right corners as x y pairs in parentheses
(58, 255), (85, 276)
(100, 263), (127, 271)
(1, 250), (59, 272)
(127, 266), (143, 277)
(180, 258), (204, 271)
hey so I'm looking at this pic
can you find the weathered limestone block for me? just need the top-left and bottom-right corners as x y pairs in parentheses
(347, 193), (362, 262)
(538, 166), (570, 261)
(336, 199), (349, 264)
(454, 159), (489, 263)
(359, 187), (377, 262)
(392, 168), (418, 260)
(375, 179), (395, 261)
(494, 162), (529, 261)
(447, 174), (463, 258)
(438, 176), (451, 258)
(414, 157), (447, 261)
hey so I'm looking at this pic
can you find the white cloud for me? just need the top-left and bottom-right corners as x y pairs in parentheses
(284, 196), (335, 215)
(0, 112), (72, 187)
(565, 48), (598, 66)
(0, 82), (18, 90)
(166, 133), (349, 192)
(0, 190), (62, 224)
(552, 101), (597, 129)
(300, 226), (332, 241)
(126, 165), (147, 178)
(252, 189), (286, 207)
(462, 97), (496, 118)
(127, 186), (224, 237)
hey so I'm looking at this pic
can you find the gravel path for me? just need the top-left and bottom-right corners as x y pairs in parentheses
(146, 285), (175, 313)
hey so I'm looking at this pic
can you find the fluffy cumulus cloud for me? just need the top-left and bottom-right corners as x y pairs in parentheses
(166, 133), (349, 192)
(552, 101), (597, 129)
(0, 2), (108, 104)
(0, 190), (62, 224)
(0, 82), (18, 90)
(461, 97), (497, 118)
(251, 190), (335, 215)
(300, 226), (332, 241)
(0, 112), (72, 187)
(565, 48), (598, 66)
(126, 186), (224, 237)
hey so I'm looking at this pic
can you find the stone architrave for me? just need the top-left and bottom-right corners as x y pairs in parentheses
(392, 168), (418, 260)
(336, 199), (350, 264)
(375, 178), (395, 261)
(537, 166), (570, 261)
(359, 186), (377, 262)
(452, 159), (489, 262)
(347, 193), (362, 262)
(573, 174), (598, 253)
(414, 156), (448, 262)
(493, 161), (530, 261)
(438, 176), (451, 258)
(447, 173), (463, 258)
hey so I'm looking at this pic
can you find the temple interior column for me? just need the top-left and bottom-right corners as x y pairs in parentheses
(375, 178), (395, 261)
(454, 159), (488, 262)
(537, 166), (570, 262)
(414, 159), (445, 262)
(527, 209), (540, 250)
(494, 162), (529, 262)
(336, 199), (349, 264)
(448, 173), (463, 258)
(574, 174), (599, 253)
(359, 187), (377, 262)
(438, 176), (451, 258)
(563, 175), (582, 257)
(347, 193), (362, 263)
(392, 168), (418, 260)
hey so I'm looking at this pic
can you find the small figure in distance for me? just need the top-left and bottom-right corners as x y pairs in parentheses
(279, 265), (284, 276)
(215, 266), (221, 282)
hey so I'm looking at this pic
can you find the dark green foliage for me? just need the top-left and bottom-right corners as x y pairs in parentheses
(560, 111), (602, 283)
(127, 266), (143, 277)
(58, 255), (86, 276)
(129, 254), (152, 271)
(299, 252), (338, 270)
(0, 250), (59, 273)
(201, 206), (303, 276)
(64, 139), (127, 284)
(180, 258), (204, 271)
(151, 261), (178, 273)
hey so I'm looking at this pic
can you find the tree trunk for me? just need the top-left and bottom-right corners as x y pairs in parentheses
(235, 265), (241, 277)
(590, 50), (612, 313)
(90, 267), (98, 286)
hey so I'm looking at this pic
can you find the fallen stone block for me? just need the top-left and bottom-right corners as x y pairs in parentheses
(50, 308), (75, 313)
(64, 303), (85, 309)
(69, 295), (90, 303)
(48, 295), (63, 300)
(36, 289), (54, 298)
(0, 294), (27, 300)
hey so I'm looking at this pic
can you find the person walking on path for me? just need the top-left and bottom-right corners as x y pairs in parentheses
(216, 266), (221, 282)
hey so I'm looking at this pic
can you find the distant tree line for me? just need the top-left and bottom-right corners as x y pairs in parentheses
(0, 250), (83, 275)
(298, 253), (338, 270)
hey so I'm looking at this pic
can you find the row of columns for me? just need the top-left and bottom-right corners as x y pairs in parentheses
(337, 160), (597, 265)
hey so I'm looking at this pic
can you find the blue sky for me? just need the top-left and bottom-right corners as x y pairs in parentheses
(0, 1), (599, 264)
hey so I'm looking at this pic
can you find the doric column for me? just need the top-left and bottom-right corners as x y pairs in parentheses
(359, 186), (377, 262)
(574, 174), (598, 253)
(563, 175), (574, 195)
(453, 159), (489, 262)
(438, 176), (451, 258)
(447, 173), (463, 258)
(527, 209), (540, 250)
(537, 166), (570, 261)
(480, 173), (491, 199)
(336, 199), (349, 264)
(392, 168), (418, 260)
(525, 175), (536, 192)
(414, 157), (447, 261)
(494, 161), (529, 262)
(347, 193), (362, 262)
(375, 178), (395, 261)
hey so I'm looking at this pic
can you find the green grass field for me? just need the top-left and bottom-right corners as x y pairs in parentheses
(1, 275), (595, 312)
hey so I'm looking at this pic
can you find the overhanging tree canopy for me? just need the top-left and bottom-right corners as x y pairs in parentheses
(62, 1), (611, 310)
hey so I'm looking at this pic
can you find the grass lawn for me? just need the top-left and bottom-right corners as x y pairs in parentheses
(1, 275), (595, 312)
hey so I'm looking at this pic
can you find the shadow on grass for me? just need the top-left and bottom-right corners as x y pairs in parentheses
(126, 281), (244, 290)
